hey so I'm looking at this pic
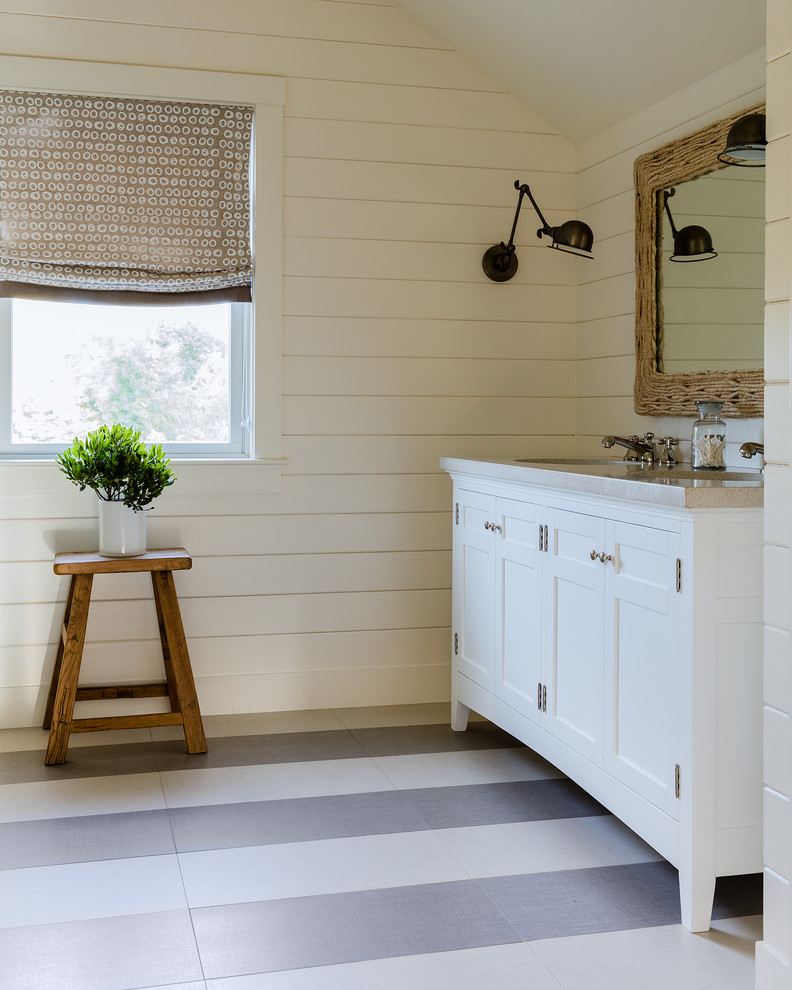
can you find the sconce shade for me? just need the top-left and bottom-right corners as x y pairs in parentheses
(717, 112), (766, 166)
(670, 224), (717, 262)
(549, 219), (594, 258)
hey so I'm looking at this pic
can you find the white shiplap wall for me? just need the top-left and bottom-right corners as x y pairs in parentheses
(757, 1), (792, 986)
(0, 0), (579, 727)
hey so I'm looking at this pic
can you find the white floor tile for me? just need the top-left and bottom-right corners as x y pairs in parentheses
(206, 942), (561, 990)
(0, 855), (187, 929)
(152, 709), (346, 741)
(179, 830), (470, 907)
(436, 814), (662, 878)
(160, 757), (394, 808)
(0, 727), (53, 753)
(530, 915), (762, 990)
(374, 746), (562, 790)
(0, 772), (166, 823)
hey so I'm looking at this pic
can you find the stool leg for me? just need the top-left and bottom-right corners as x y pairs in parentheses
(151, 574), (180, 715)
(43, 575), (78, 730)
(45, 574), (93, 765)
(151, 570), (206, 754)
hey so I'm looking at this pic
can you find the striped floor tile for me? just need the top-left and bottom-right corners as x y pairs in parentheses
(0, 706), (762, 990)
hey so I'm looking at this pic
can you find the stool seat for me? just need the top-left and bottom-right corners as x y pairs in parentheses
(44, 547), (207, 765)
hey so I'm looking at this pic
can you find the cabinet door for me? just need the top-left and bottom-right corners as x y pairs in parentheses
(495, 497), (544, 722)
(603, 519), (681, 817)
(453, 489), (496, 691)
(544, 506), (605, 762)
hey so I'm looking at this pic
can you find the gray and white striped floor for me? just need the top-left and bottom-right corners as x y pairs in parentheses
(0, 704), (762, 989)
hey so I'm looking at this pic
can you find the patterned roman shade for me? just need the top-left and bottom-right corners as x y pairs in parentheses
(0, 89), (253, 302)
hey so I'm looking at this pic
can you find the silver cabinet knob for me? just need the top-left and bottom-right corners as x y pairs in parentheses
(590, 550), (612, 563)
(590, 549), (598, 560)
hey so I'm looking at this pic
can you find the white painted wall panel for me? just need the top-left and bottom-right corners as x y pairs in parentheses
(0, 13), (498, 90)
(284, 318), (576, 359)
(758, 10), (792, 983)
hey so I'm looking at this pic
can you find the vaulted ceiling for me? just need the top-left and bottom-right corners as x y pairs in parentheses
(395, 0), (766, 142)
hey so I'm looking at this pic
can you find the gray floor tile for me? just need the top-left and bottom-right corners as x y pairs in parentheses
(0, 909), (203, 990)
(0, 731), (369, 784)
(0, 809), (175, 870)
(478, 861), (684, 939)
(403, 778), (609, 828)
(0, 722), (518, 786)
(477, 862), (764, 940)
(350, 721), (520, 757)
(168, 790), (431, 852)
(192, 880), (521, 978)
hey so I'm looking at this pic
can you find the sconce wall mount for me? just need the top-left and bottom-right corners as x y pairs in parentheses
(482, 180), (594, 282)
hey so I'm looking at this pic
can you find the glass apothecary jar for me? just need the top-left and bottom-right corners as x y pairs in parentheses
(691, 401), (726, 469)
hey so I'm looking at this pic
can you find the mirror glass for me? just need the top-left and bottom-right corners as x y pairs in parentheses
(633, 103), (764, 418)
(659, 169), (764, 374)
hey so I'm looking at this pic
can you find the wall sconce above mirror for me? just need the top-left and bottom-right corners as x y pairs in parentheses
(718, 111), (766, 167)
(634, 103), (765, 418)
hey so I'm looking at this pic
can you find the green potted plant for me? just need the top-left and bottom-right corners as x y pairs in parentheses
(57, 424), (176, 557)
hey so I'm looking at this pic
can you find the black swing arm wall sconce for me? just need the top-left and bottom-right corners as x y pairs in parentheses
(662, 187), (717, 262)
(482, 179), (594, 282)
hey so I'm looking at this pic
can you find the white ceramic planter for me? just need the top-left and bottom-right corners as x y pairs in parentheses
(98, 500), (147, 557)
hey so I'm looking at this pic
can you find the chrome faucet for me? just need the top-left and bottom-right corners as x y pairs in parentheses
(739, 441), (764, 461)
(602, 433), (658, 463)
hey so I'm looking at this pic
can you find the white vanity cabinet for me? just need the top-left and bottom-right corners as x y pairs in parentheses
(446, 465), (763, 934)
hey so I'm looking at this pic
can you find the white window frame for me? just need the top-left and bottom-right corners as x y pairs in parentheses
(0, 56), (284, 480)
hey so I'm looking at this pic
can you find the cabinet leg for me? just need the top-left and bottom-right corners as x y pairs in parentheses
(451, 700), (470, 732)
(678, 865), (715, 933)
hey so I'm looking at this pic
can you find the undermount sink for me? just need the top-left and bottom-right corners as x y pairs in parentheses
(514, 458), (761, 482)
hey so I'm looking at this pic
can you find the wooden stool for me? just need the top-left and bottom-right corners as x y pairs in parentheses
(44, 548), (207, 765)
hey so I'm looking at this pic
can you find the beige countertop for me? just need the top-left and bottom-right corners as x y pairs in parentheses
(439, 456), (764, 509)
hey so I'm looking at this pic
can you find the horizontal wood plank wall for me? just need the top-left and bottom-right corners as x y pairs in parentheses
(575, 50), (766, 464)
(0, 0), (578, 726)
(756, 4), (792, 986)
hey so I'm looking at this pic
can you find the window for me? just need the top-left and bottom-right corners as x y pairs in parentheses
(0, 59), (285, 467)
(1, 298), (249, 456)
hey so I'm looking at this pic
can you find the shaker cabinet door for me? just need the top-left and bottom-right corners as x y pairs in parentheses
(544, 506), (605, 763)
(453, 489), (496, 691)
(603, 519), (681, 817)
(495, 497), (544, 722)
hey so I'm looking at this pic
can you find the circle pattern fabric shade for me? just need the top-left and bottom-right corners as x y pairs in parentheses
(0, 90), (253, 297)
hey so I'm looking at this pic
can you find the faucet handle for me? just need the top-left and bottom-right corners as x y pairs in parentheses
(658, 436), (679, 465)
